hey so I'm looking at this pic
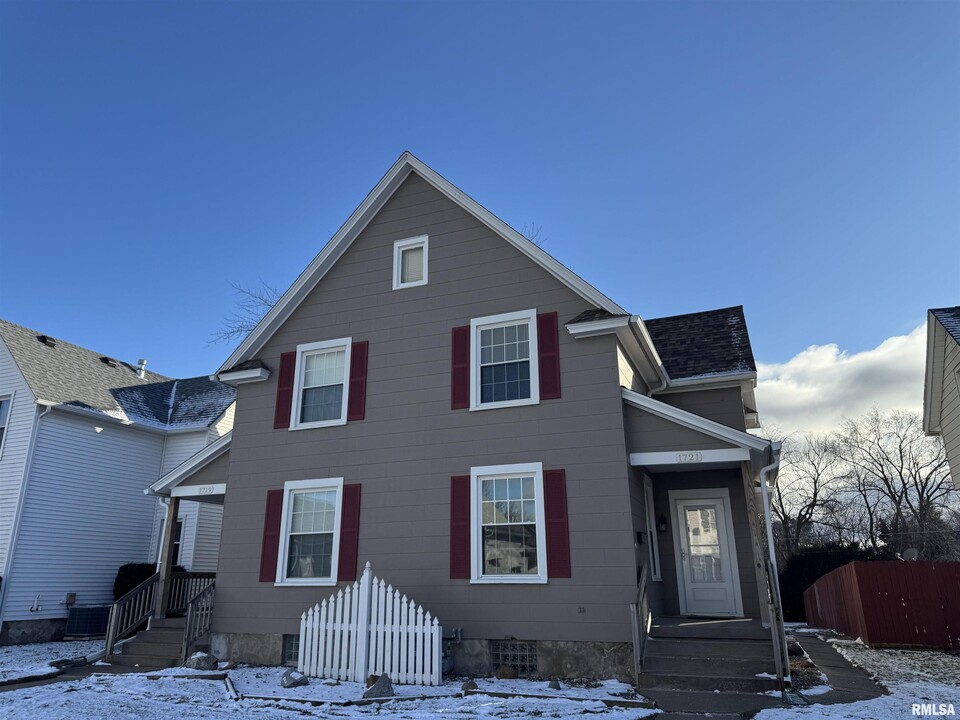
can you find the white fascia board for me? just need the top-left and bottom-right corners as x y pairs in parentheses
(621, 387), (771, 453)
(663, 371), (759, 388)
(565, 316), (669, 388)
(923, 312), (944, 435)
(217, 152), (627, 373)
(218, 367), (271, 386)
(564, 316), (630, 337)
(148, 431), (232, 496)
(630, 448), (752, 466)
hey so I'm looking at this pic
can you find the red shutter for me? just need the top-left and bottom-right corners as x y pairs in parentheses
(259, 489), (284, 582)
(450, 475), (471, 578)
(346, 341), (369, 422)
(338, 484), (362, 581)
(544, 469), (571, 578)
(537, 312), (561, 400)
(451, 326), (470, 410)
(273, 351), (297, 429)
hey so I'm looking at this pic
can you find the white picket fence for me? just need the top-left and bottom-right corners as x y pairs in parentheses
(298, 562), (442, 685)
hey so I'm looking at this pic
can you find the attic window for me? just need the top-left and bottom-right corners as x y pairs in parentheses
(100, 356), (118, 368)
(392, 236), (428, 290)
(37, 335), (57, 348)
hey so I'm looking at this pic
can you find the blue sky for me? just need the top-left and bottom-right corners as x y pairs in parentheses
(1, 1), (957, 420)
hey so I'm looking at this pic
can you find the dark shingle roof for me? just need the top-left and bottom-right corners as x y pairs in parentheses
(567, 309), (629, 325)
(644, 306), (756, 380)
(0, 318), (234, 430)
(932, 307), (960, 345)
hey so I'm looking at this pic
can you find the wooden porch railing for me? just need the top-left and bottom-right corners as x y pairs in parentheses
(629, 563), (651, 676)
(167, 572), (216, 614)
(180, 581), (216, 663)
(105, 573), (159, 657)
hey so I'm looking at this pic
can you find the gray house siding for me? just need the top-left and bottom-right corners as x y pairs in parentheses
(3, 411), (163, 626)
(214, 171), (638, 650)
(659, 387), (747, 431)
(623, 404), (736, 454)
(0, 337), (38, 578)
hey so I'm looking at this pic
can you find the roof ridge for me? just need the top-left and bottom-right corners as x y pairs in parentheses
(646, 305), (745, 323)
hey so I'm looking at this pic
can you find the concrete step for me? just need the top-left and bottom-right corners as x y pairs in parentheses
(641, 688), (786, 714)
(644, 637), (774, 660)
(106, 653), (176, 670)
(643, 654), (775, 677)
(638, 671), (779, 693)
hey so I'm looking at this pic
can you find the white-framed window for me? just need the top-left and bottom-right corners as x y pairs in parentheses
(644, 474), (662, 581)
(470, 462), (547, 584)
(276, 478), (344, 586)
(290, 338), (352, 430)
(0, 395), (10, 458)
(470, 309), (539, 411)
(392, 235), (428, 290)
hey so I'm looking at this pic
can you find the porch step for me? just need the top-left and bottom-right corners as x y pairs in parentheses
(643, 654), (775, 677)
(121, 639), (182, 659)
(649, 617), (771, 641)
(149, 617), (186, 629)
(638, 671), (778, 693)
(644, 636), (774, 660)
(136, 628), (185, 644)
(106, 652), (177, 670)
(641, 689), (786, 714)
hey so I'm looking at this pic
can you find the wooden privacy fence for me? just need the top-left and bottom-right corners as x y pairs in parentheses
(804, 561), (960, 650)
(298, 562), (442, 685)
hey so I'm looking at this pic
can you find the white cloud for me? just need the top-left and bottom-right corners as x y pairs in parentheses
(755, 324), (926, 435)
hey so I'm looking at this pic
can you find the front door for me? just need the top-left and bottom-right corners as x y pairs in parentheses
(672, 493), (742, 616)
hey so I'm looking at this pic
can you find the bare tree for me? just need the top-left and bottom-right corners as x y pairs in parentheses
(519, 222), (546, 248)
(210, 281), (281, 344)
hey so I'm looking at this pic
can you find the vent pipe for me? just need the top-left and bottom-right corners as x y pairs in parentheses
(137, 359), (147, 379)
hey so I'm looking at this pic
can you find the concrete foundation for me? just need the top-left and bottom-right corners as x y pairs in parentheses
(537, 640), (634, 683)
(449, 639), (491, 676)
(0, 619), (67, 645)
(210, 632), (283, 665)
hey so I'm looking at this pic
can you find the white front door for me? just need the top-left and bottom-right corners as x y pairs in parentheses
(671, 491), (743, 616)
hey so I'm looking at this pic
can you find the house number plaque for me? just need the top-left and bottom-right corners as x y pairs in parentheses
(675, 452), (703, 464)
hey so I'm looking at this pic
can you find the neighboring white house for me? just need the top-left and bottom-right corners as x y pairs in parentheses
(924, 306), (960, 490)
(0, 318), (235, 644)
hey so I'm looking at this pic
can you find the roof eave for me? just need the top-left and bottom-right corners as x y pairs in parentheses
(149, 431), (232, 496)
(923, 310), (944, 435)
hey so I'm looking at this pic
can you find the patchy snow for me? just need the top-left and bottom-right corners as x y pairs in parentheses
(755, 638), (959, 720)
(0, 669), (660, 719)
(0, 641), (104, 683)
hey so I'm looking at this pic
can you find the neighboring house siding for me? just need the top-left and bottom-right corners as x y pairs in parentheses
(3, 411), (164, 621)
(216, 171), (637, 644)
(939, 338), (960, 481)
(190, 503), (223, 573)
(623, 404), (736, 453)
(0, 338), (37, 577)
(208, 403), (235, 443)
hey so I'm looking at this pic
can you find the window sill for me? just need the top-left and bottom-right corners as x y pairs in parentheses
(274, 579), (338, 587)
(393, 279), (428, 290)
(470, 576), (548, 585)
(289, 418), (347, 431)
(469, 398), (539, 412)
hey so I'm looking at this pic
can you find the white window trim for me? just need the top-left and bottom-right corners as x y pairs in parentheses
(470, 462), (547, 584)
(643, 474), (662, 581)
(290, 338), (352, 431)
(0, 392), (12, 460)
(275, 477), (344, 587)
(469, 309), (540, 411)
(392, 235), (429, 290)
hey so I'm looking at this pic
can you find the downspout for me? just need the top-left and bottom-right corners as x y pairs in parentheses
(758, 442), (781, 572)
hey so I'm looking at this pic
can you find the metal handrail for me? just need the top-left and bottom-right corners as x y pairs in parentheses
(180, 581), (216, 664)
(105, 573), (159, 657)
(767, 557), (792, 692)
(629, 564), (651, 678)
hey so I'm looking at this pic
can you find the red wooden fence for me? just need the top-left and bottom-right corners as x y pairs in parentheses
(804, 561), (960, 650)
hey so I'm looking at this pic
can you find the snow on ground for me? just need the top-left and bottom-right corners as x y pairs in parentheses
(0, 669), (660, 720)
(755, 637), (959, 720)
(0, 641), (103, 683)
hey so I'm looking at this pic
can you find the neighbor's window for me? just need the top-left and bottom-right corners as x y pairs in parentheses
(276, 478), (343, 586)
(393, 236), (428, 290)
(290, 339), (351, 429)
(0, 396), (10, 457)
(471, 462), (547, 583)
(470, 309), (539, 410)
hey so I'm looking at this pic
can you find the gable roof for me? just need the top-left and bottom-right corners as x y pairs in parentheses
(644, 306), (757, 380)
(932, 307), (960, 345)
(0, 318), (235, 431)
(218, 152), (630, 374)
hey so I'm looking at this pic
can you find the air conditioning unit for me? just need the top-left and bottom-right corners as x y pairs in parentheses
(64, 605), (110, 639)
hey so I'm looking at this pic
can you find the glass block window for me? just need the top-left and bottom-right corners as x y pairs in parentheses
(282, 634), (300, 666)
(286, 489), (337, 579)
(300, 349), (346, 423)
(481, 474), (538, 575)
(490, 640), (538, 676)
(479, 323), (531, 404)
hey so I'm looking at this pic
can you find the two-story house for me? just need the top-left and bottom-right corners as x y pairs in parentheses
(147, 153), (786, 690)
(0, 319), (234, 643)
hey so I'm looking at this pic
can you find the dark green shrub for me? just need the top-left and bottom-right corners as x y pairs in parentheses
(113, 563), (185, 601)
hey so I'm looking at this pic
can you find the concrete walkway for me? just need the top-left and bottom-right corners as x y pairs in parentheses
(0, 662), (164, 693)
(796, 635), (886, 705)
